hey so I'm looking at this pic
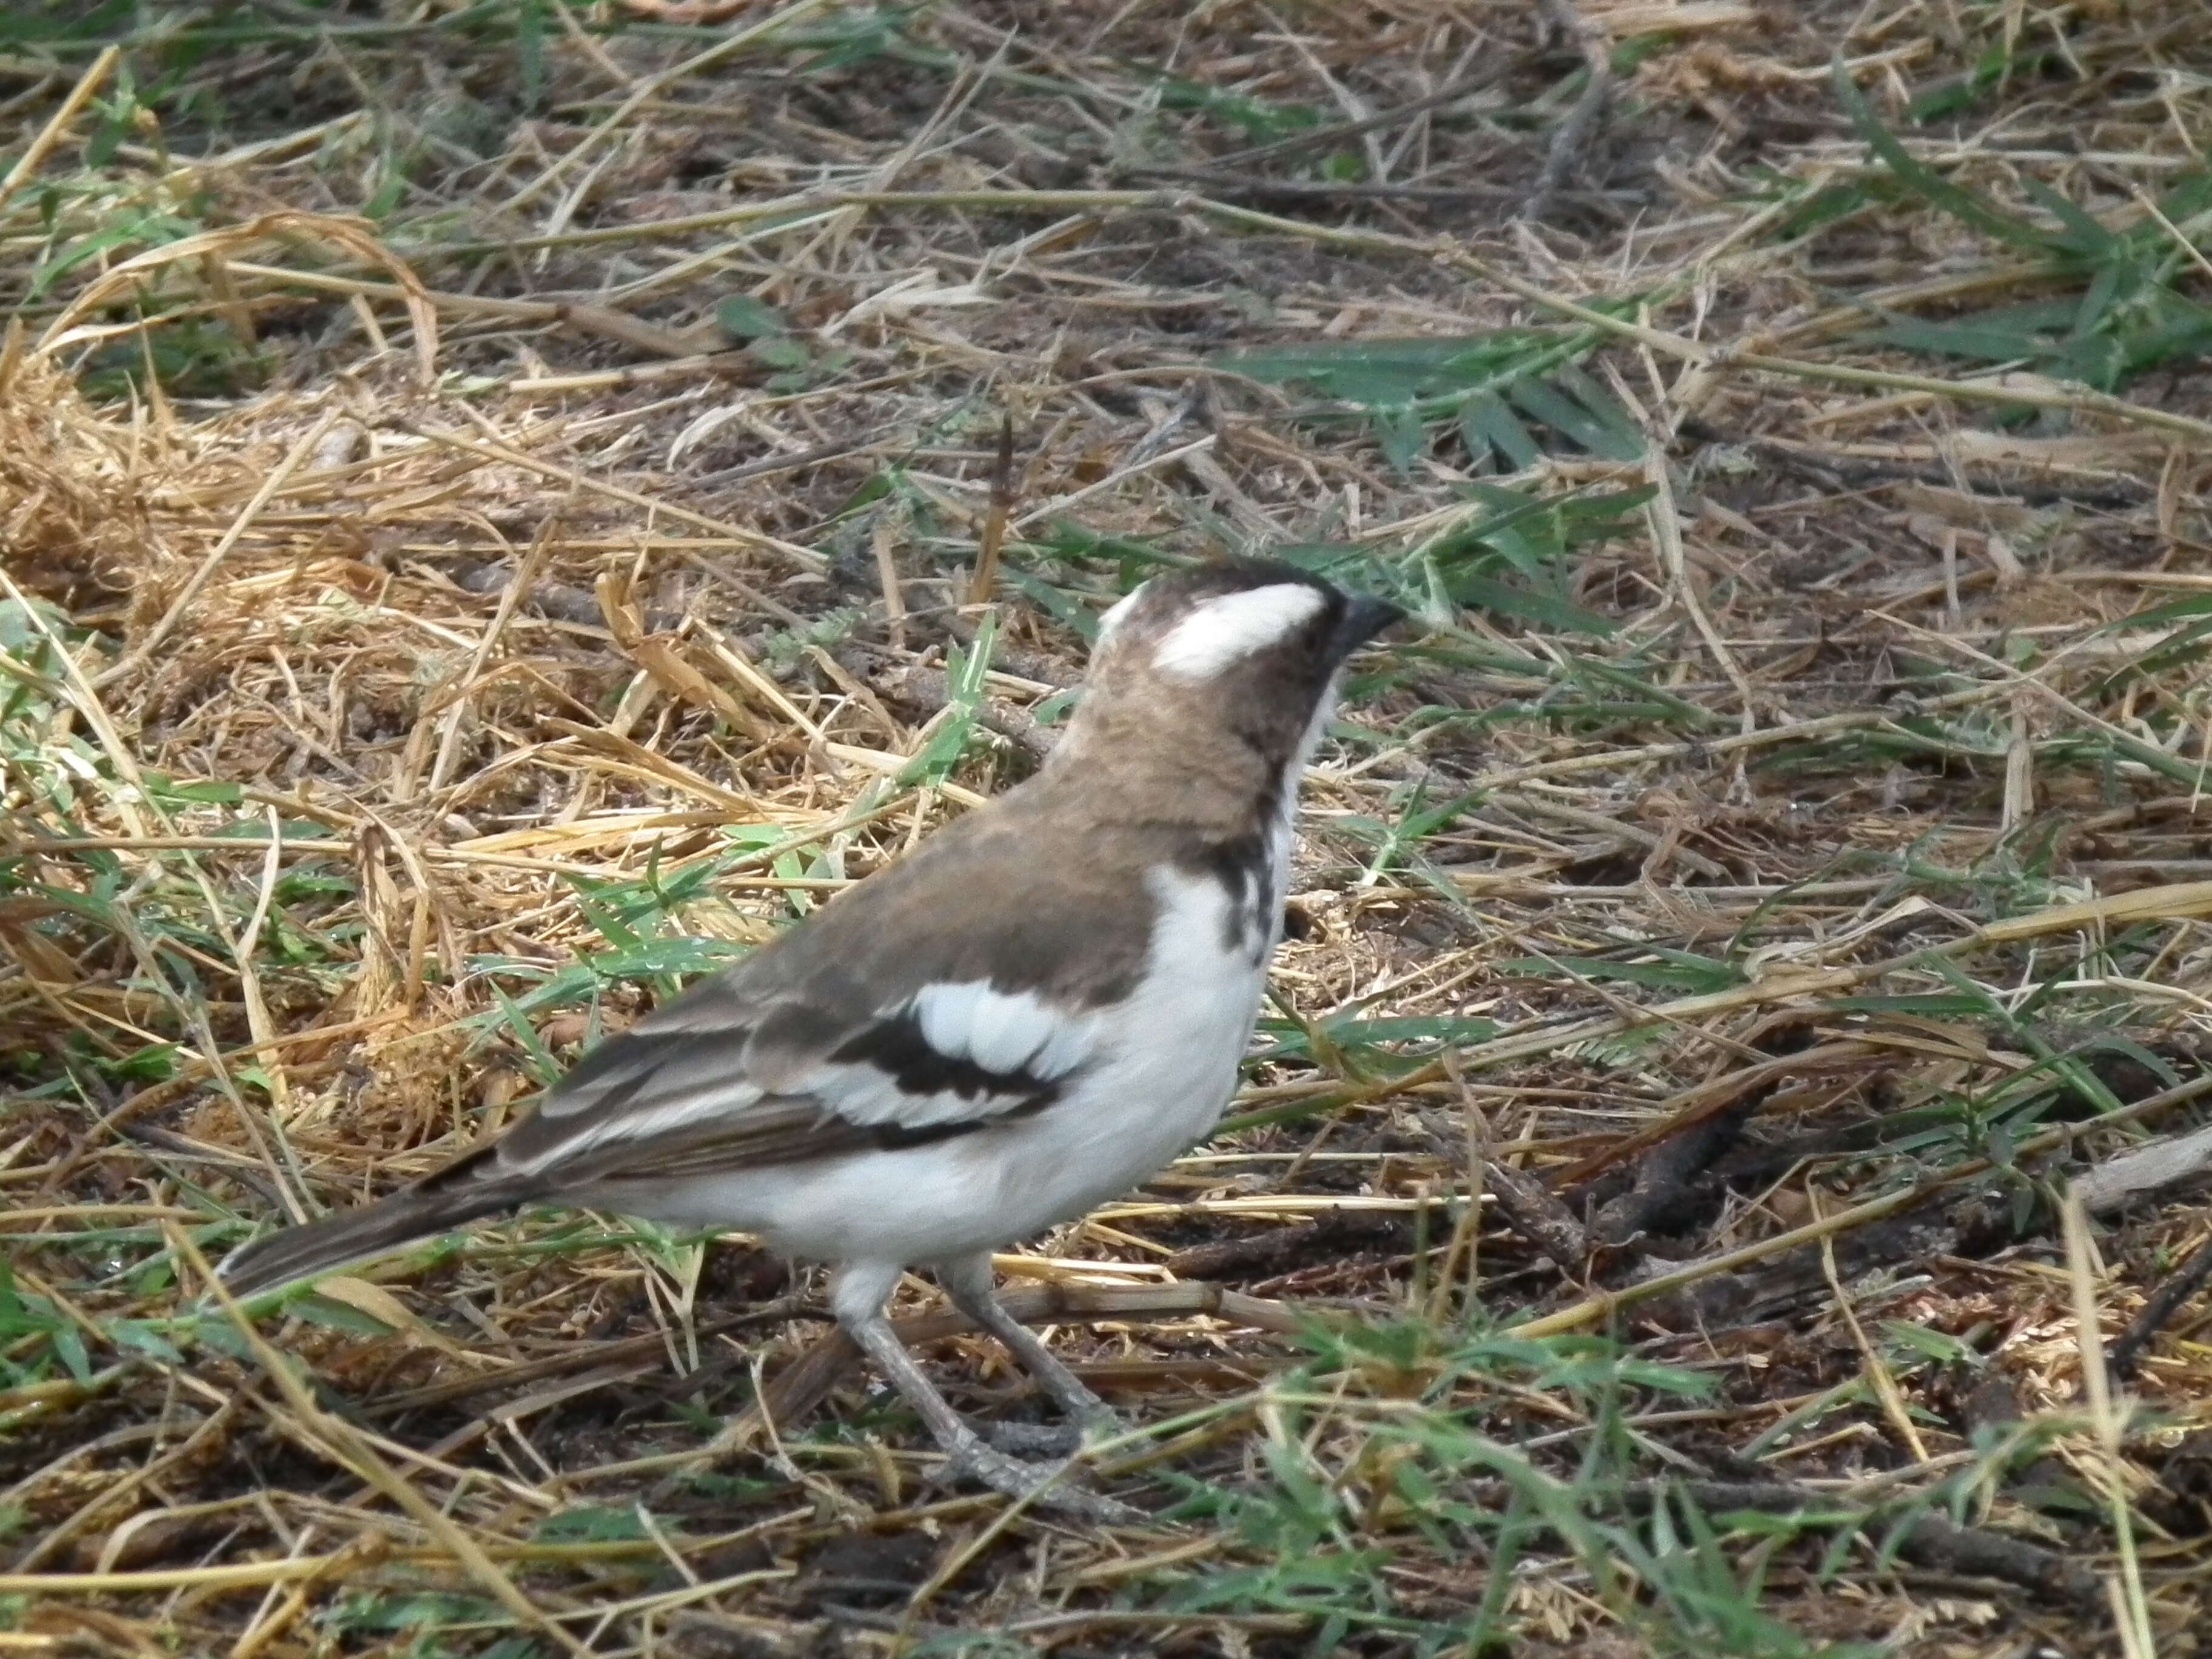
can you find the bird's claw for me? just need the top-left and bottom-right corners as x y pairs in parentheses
(939, 1437), (1147, 1524)
(979, 1409), (1121, 1457)
(980, 1421), (1082, 1456)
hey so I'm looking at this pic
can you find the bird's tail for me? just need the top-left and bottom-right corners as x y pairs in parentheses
(219, 1150), (528, 1298)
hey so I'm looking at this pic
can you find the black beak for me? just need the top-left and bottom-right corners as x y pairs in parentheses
(1330, 594), (1404, 661)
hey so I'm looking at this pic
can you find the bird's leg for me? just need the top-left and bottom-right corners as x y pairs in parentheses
(831, 1263), (1138, 1522)
(935, 1252), (1122, 1449)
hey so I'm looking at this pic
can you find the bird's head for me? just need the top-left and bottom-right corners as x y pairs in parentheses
(1054, 559), (1402, 789)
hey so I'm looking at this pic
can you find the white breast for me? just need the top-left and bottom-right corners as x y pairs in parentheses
(626, 863), (1272, 1265)
(1016, 863), (1272, 1214)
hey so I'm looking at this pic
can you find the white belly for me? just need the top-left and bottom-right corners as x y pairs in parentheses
(622, 865), (1268, 1265)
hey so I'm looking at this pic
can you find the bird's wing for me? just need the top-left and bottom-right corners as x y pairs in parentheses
(215, 968), (1105, 1292)
(478, 798), (1171, 1187)
(487, 959), (1110, 1185)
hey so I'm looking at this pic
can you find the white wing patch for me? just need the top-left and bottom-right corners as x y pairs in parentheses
(805, 1061), (1001, 1128)
(1151, 583), (1326, 680)
(912, 981), (1096, 1080)
(807, 985), (1098, 1132)
(509, 1080), (769, 1174)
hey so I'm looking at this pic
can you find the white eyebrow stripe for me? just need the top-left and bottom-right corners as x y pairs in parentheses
(1151, 584), (1327, 679)
(1095, 589), (1141, 645)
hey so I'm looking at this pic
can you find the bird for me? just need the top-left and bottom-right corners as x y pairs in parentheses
(220, 557), (1402, 1515)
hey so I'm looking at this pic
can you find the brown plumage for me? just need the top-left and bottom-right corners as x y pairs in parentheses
(219, 557), (1401, 1517)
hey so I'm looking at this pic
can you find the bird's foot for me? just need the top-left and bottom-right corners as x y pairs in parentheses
(979, 1406), (1123, 1458)
(980, 1421), (1081, 1456)
(936, 1434), (1146, 1524)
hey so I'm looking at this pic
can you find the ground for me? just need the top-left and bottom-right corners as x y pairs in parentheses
(4, 1), (2212, 1655)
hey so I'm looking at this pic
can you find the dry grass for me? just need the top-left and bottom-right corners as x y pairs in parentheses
(4, 1), (2212, 1654)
